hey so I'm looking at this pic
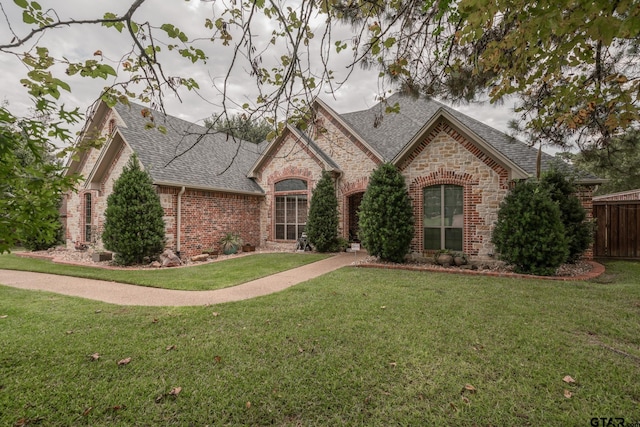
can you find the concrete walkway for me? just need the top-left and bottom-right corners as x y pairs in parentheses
(0, 252), (359, 306)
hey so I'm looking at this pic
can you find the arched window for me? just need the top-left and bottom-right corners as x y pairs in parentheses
(84, 193), (92, 242)
(108, 118), (116, 134)
(274, 179), (308, 240)
(423, 185), (463, 251)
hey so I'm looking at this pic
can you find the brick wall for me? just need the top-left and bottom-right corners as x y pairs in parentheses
(174, 188), (262, 257)
(402, 121), (511, 259)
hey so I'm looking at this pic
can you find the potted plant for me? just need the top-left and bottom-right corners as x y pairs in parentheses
(220, 232), (242, 255)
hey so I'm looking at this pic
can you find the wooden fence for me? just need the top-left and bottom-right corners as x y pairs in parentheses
(593, 201), (640, 259)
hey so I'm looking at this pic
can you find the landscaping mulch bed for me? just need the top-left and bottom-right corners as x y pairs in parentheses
(21, 246), (603, 281)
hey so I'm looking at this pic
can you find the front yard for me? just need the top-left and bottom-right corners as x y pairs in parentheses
(0, 259), (638, 425)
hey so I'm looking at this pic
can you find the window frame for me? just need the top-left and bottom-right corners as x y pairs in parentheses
(423, 184), (464, 251)
(274, 179), (308, 241)
(84, 192), (92, 243)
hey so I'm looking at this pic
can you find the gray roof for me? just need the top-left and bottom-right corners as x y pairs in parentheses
(341, 93), (558, 176)
(114, 102), (264, 194)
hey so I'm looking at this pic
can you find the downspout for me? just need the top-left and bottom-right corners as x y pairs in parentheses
(176, 186), (186, 258)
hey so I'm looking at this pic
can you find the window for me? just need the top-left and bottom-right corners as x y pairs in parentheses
(423, 185), (463, 251)
(274, 179), (308, 240)
(84, 193), (92, 242)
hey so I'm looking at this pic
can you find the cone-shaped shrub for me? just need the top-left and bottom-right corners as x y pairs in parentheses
(492, 180), (569, 275)
(102, 155), (166, 265)
(359, 163), (414, 263)
(306, 170), (339, 252)
(540, 169), (592, 263)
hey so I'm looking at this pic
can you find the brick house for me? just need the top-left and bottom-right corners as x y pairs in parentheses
(65, 93), (600, 259)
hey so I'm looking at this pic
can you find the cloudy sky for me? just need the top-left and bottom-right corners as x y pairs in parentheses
(0, 0), (519, 138)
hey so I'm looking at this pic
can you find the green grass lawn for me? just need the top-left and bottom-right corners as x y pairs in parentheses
(1, 260), (639, 425)
(0, 252), (328, 291)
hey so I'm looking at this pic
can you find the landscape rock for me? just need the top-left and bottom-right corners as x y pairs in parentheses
(159, 249), (182, 267)
(150, 261), (161, 268)
(191, 254), (209, 262)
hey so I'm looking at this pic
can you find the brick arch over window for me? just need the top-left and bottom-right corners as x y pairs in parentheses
(409, 170), (482, 255)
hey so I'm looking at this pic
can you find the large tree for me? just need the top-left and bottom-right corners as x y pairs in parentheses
(561, 130), (640, 195)
(0, 105), (78, 253)
(204, 113), (272, 144)
(1, 0), (637, 252)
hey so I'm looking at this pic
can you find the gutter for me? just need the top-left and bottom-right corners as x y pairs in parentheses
(176, 186), (185, 257)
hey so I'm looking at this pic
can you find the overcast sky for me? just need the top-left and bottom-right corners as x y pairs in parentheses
(0, 0), (519, 138)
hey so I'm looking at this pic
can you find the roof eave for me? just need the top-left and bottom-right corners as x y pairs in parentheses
(153, 180), (265, 196)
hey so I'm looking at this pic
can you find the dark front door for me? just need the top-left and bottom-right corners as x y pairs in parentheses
(348, 192), (364, 241)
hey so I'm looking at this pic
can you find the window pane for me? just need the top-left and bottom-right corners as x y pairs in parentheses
(275, 179), (307, 192)
(445, 228), (463, 251)
(423, 186), (441, 226)
(286, 225), (297, 240)
(286, 197), (297, 223)
(424, 228), (441, 250)
(275, 224), (285, 240)
(297, 197), (308, 223)
(275, 197), (285, 223)
(444, 185), (463, 226)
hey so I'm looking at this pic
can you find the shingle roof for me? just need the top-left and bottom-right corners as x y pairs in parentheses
(340, 93), (558, 176)
(113, 102), (264, 194)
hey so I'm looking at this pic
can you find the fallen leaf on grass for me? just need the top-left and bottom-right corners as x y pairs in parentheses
(82, 407), (93, 416)
(461, 384), (476, 394)
(0, 315), (8, 319)
(151, 318), (159, 324)
(166, 345), (176, 351)
(214, 355), (222, 363)
(246, 401), (251, 409)
(110, 405), (126, 411)
(380, 306), (386, 309)
(89, 353), (100, 361)
(65, 330), (73, 335)
(389, 362), (397, 368)
(564, 389), (572, 398)
(170, 387), (182, 396)
(461, 395), (470, 404)
(117, 357), (131, 366)
(212, 312), (220, 317)
(449, 402), (458, 412)
(562, 375), (576, 384)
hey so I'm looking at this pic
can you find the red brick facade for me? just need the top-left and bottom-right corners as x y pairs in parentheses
(157, 186), (262, 256)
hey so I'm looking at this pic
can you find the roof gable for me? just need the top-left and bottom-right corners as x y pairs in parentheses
(340, 93), (559, 177)
(248, 124), (341, 178)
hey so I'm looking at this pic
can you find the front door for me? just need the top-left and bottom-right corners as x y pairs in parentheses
(348, 192), (364, 242)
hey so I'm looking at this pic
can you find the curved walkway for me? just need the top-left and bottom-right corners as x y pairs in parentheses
(0, 252), (358, 307)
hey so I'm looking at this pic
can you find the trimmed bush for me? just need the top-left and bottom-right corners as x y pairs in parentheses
(492, 180), (569, 276)
(306, 170), (339, 252)
(102, 155), (166, 265)
(359, 163), (414, 263)
(540, 169), (592, 263)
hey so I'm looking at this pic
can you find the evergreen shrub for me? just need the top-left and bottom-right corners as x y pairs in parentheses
(492, 180), (569, 276)
(359, 163), (414, 263)
(306, 170), (339, 252)
(540, 169), (593, 263)
(102, 155), (166, 265)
